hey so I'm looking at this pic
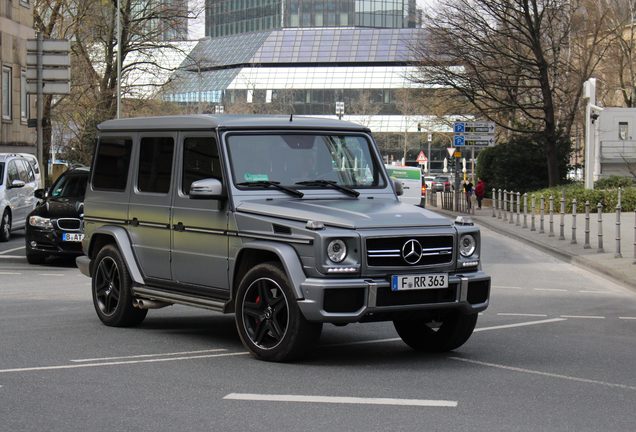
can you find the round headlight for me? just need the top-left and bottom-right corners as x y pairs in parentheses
(459, 234), (476, 257)
(327, 239), (347, 263)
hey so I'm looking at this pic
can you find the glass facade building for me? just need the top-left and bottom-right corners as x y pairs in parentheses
(206, 0), (416, 38)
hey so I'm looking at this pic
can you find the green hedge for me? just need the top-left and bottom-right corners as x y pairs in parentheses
(500, 184), (636, 213)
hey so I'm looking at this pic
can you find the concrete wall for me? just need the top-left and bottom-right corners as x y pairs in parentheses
(598, 108), (636, 177)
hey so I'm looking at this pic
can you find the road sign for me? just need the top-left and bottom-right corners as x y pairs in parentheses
(454, 121), (496, 134)
(26, 53), (71, 67)
(427, 133), (432, 142)
(453, 135), (465, 146)
(416, 151), (427, 164)
(26, 68), (70, 81)
(26, 39), (70, 52)
(463, 135), (495, 146)
(447, 147), (456, 157)
(26, 81), (70, 95)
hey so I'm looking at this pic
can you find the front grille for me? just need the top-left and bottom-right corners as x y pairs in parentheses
(56, 218), (81, 231)
(366, 236), (453, 267)
(375, 284), (458, 307)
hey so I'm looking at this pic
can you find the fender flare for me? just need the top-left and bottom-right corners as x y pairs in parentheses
(234, 240), (307, 299)
(89, 226), (145, 285)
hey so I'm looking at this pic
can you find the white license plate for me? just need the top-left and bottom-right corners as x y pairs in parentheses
(62, 233), (84, 242)
(391, 273), (448, 291)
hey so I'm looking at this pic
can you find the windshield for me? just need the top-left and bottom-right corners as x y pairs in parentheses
(50, 174), (88, 198)
(227, 133), (386, 189)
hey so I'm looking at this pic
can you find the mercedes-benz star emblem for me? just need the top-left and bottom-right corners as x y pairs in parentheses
(401, 239), (423, 265)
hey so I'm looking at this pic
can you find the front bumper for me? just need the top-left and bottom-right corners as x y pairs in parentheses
(26, 228), (84, 256)
(297, 271), (490, 323)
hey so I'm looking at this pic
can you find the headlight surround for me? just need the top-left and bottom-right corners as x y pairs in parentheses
(327, 239), (347, 263)
(459, 234), (476, 257)
(29, 216), (53, 229)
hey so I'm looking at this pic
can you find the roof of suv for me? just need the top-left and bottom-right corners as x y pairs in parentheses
(97, 115), (370, 132)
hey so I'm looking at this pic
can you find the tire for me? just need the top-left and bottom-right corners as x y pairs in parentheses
(235, 262), (322, 362)
(26, 250), (46, 265)
(91, 244), (147, 327)
(0, 210), (11, 242)
(393, 311), (478, 352)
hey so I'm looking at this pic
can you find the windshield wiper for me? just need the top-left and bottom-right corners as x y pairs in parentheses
(295, 180), (360, 197)
(236, 180), (304, 198)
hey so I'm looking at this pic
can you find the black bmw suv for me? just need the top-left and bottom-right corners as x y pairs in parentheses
(25, 166), (89, 264)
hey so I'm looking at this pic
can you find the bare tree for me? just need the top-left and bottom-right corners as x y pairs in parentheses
(414, 0), (610, 186)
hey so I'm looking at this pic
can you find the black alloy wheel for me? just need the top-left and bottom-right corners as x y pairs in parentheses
(236, 262), (322, 362)
(91, 245), (147, 327)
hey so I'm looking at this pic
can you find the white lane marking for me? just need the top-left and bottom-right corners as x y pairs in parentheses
(38, 273), (65, 277)
(450, 357), (636, 391)
(497, 313), (548, 317)
(560, 315), (605, 319)
(223, 393), (457, 407)
(619, 317), (636, 320)
(0, 255), (25, 259)
(0, 351), (249, 374)
(324, 338), (401, 347)
(492, 285), (522, 290)
(535, 288), (568, 292)
(0, 272), (21, 275)
(71, 349), (226, 362)
(473, 318), (566, 332)
(0, 246), (25, 255)
(579, 291), (607, 294)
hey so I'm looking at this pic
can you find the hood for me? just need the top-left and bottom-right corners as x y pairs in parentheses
(36, 197), (84, 219)
(236, 197), (452, 229)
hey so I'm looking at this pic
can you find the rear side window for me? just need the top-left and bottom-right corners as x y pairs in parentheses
(93, 137), (133, 191)
(137, 136), (174, 194)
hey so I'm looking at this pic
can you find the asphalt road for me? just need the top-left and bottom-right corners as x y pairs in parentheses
(1, 227), (635, 432)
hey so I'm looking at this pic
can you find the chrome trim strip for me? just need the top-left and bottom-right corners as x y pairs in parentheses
(133, 287), (227, 312)
(238, 232), (313, 245)
(183, 227), (226, 235)
(84, 216), (127, 225)
(138, 222), (170, 229)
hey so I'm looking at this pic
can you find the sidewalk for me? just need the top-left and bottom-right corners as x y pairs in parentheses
(430, 202), (636, 291)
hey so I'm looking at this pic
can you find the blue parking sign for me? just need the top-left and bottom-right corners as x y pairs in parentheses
(454, 135), (465, 146)
(454, 122), (465, 133)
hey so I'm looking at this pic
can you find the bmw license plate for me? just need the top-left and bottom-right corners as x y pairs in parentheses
(391, 273), (448, 291)
(62, 232), (84, 242)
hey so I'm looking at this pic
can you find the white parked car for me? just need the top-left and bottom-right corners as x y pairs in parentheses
(19, 153), (43, 189)
(385, 165), (425, 207)
(0, 153), (39, 241)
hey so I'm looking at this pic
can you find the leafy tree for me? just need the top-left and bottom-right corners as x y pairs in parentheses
(477, 133), (571, 193)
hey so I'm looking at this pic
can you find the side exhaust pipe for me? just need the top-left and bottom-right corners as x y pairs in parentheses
(133, 298), (172, 309)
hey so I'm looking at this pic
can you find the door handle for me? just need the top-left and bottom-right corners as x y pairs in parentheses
(174, 222), (185, 232)
(130, 217), (139, 227)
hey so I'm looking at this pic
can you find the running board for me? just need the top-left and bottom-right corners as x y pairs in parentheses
(133, 286), (229, 313)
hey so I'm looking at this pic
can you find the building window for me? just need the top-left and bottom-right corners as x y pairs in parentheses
(2, 66), (12, 121)
(20, 69), (27, 122)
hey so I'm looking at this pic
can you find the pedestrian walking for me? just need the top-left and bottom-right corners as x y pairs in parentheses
(475, 178), (486, 210)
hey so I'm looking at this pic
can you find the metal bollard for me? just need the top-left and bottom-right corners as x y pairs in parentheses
(530, 194), (536, 231)
(584, 201), (591, 249)
(539, 195), (545, 234)
(549, 194), (555, 237)
(492, 188), (497, 218)
(503, 190), (508, 222)
(498, 189), (502, 219)
(559, 190), (565, 240)
(523, 193), (528, 228)
(633, 210), (636, 264)
(510, 191), (516, 225)
(597, 202), (604, 253)
(515, 192), (520, 226)
(615, 188), (622, 258)
(571, 198), (577, 244)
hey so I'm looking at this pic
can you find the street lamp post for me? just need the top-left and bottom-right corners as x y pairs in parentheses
(116, 0), (121, 119)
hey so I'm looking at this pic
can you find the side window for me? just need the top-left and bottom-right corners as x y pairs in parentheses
(137, 136), (174, 194)
(93, 137), (133, 191)
(16, 160), (30, 183)
(20, 160), (35, 183)
(182, 136), (222, 195)
(7, 161), (19, 183)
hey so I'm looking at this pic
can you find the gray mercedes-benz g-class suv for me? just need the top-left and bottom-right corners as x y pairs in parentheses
(77, 115), (490, 361)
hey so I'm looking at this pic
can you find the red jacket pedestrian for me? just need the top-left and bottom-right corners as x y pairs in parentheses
(475, 178), (486, 209)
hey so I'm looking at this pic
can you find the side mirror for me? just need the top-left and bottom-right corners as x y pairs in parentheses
(34, 189), (46, 199)
(393, 179), (404, 196)
(10, 179), (26, 189)
(189, 178), (225, 199)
